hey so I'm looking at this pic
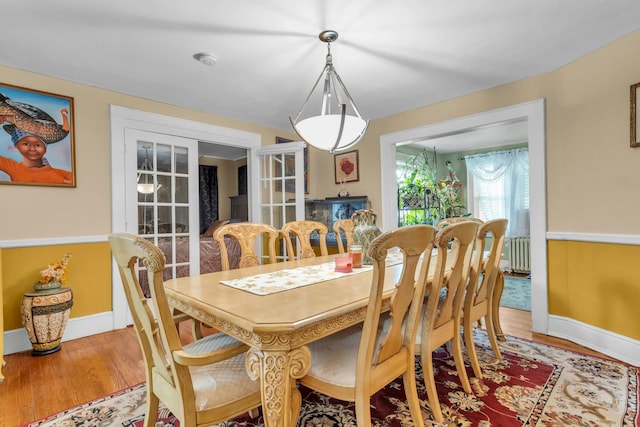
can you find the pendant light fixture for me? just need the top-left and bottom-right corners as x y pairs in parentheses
(137, 147), (155, 194)
(290, 30), (369, 153)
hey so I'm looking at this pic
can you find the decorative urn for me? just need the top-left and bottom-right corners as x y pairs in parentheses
(20, 253), (74, 356)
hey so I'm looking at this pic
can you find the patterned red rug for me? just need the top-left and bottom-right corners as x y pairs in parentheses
(22, 330), (638, 426)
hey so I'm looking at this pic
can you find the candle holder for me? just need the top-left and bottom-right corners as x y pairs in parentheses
(348, 245), (363, 268)
(334, 255), (353, 273)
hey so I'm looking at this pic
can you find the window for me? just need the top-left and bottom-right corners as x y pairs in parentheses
(465, 148), (529, 237)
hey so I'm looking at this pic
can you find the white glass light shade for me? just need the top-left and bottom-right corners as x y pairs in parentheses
(294, 114), (367, 152)
(137, 182), (155, 194)
(290, 31), (368, 153)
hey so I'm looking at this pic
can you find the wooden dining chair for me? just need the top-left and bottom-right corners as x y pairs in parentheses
(417, 220), (479, 423)
(435, 216), (483, 259)
(333, 218), (355, 253)
(300, 224), (436, 427)
(435, 216), (484, 231)
(108, 233), (261, 427)
(281, 220), (328, 260)
(463, 218), (508, 378)
(212, 222), (279, 270)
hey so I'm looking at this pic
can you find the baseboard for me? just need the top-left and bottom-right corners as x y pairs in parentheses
(548, 315), (640, 366)
(3, 311), (114, 356)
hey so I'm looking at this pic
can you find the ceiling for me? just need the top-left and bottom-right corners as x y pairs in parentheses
(411, 118), (529, 154)
(3, 1), (640, 156)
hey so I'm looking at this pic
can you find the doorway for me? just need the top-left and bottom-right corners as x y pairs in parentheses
(379, 99), (547, 334)
(109, 106), (261, 329)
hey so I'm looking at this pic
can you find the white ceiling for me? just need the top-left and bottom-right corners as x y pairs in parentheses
(410, 118), (530, 154)
(2, 1), (640, 152)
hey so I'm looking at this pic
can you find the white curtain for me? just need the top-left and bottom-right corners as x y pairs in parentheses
(465, 148), (529, 238)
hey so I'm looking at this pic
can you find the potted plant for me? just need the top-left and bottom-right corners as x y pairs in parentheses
(398, 150), (444, 225)
(398, 150), (469, 225)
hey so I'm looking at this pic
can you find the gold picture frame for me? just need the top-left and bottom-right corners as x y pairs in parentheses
(0, 82), (76, 187)
(631, 82), (640, 148)
(334, 150), (359, 184)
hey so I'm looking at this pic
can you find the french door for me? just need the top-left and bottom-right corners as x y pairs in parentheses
(256, 141), (306, 261)
(111, 107), (306, 327)
(122, 132), (305, 282)
(125, 129), (200, 281)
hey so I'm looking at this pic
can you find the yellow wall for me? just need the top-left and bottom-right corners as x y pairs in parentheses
(0, 66), (295, 242)
(313, 31), (640, 235)
(2, 30), (640, 346)
(2, 243), (111, 330)
(548, 241), (640, 340)
(0, 249), (3, 371)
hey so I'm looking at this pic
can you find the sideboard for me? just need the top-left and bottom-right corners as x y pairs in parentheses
(305, 196), (370, 249)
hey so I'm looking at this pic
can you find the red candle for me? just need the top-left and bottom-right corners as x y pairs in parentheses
(335, 255), (353, 273)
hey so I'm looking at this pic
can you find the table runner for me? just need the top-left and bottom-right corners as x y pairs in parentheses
(220, 252), (404, 295)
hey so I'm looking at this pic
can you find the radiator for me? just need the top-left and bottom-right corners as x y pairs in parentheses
(508, 237), (531, 273)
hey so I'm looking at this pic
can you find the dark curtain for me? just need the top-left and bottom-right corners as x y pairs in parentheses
(199, 165), (219, 233)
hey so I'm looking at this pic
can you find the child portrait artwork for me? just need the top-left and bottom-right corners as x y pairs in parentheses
(0, 83), (75, 187)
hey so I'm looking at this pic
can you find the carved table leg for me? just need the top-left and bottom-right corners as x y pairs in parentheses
(246, 346), (311, 427)
(492, 270), (506, 342)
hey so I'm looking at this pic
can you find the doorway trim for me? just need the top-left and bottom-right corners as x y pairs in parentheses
(109, 105), (261, 329)
(379, 99), (547, 334)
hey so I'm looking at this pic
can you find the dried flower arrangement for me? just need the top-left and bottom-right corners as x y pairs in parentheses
(39, 253), (72, 285)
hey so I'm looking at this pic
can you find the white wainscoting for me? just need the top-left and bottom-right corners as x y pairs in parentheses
(4, 311), (114, 355)
(546, 231), (640, 366)
(548, 315), (640, 366)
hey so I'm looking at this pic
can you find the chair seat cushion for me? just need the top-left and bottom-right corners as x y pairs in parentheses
(184, 332), (243, 354)
(305, 321), (389, 388)
(185, 334), (260, 410)
(305, 326), (362, 388)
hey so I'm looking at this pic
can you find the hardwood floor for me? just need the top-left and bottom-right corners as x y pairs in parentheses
(0, 307), (616, 425)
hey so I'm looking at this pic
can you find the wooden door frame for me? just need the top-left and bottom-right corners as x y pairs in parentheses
(109, 106), (260, 328)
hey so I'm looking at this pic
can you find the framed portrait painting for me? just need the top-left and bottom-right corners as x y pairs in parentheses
(334, 150), (359, 184)
(0, 83), (75, 187)
(276, 136), (309, 193)
(631, 82), (640, 148)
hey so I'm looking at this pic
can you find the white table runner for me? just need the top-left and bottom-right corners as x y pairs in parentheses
(220, 252), (404, 295)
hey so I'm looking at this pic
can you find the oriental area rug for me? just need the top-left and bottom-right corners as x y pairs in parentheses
(22, 330), (638, 427)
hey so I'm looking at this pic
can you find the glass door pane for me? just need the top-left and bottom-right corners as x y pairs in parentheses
(257, 142), (305, 261)
(126, 129), (199, 295)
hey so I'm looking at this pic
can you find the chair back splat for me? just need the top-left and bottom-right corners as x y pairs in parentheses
(281, 220), (328, 260)
(108, 233), (261, 427)
(213, 222), (279, 270)
(300, 225), (436, 427)
(333, 218), (355, 253)
(435, 216), (484, 231)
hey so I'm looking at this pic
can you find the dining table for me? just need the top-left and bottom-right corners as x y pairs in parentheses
(163, 251), (506, 427)
(164, 253), (404, 427)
